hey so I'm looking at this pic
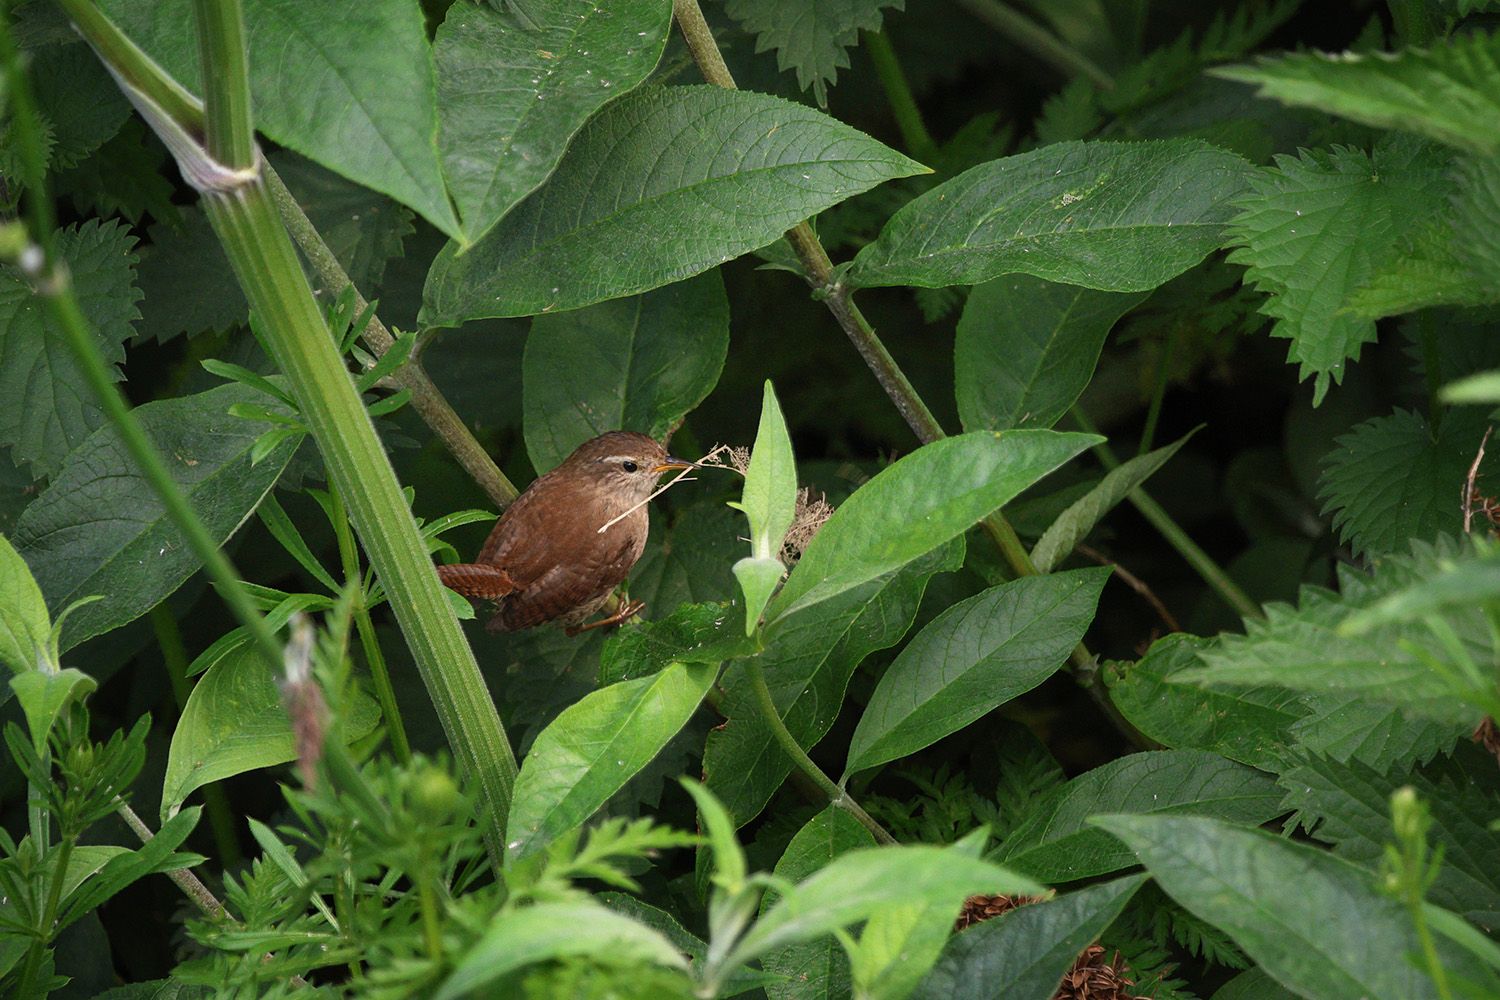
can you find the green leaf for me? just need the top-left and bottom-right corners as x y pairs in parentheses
(996, 750), (1282, 883)
(849, 139), (1255, 293)
(1319, 407), (1497, 557)
(134, 208), (246, 341)
(1224, 139), (1451, 403)
(723, 0), (904, 106)
(761, 807), (874, 1000)
(0, 532), (52, 674)
(56, 807), (202, 934)
(845, 567), (1108, 775)
(682, 778), (747, 889)
(1030, 429), (1197, 573)
(26, 42), (129, 171)
(1093, 814), (1500, 1000)
(732, 381), (798, 632)
(433, 899), (689, 1000)
(724, 845), (1041, 971)
(1211, 968), (1301, 1000)
(505, 661), (715, 860)
(160, 645), (380, 818)
(0, 219), (141, 477)
(421, 85), (924, 324)
(435, 0), (673, 245)
(12, 384), (299, 651)
(522, 270), (729, 473)
(11, 668), (96, 753)
(1442, 369), (1500, 404)
(599, 603), (754, 685)
(98, 0), (462, 240)
(955, 275), (1147, 433)
(911, 875), (1145, 1000)
(733, 559), (786, 640)
(704, 541), (962, 827)
(1214, 31), (1500, 156)
(768, 430), (1100, 624)
(1281, 755), (1500, 927)
(87, 980), (212, 1000)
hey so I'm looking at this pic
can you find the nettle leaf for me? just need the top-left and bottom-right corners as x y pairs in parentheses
(0, 219), (141, 478)
(1225, 138), (1452, 403)
(1095, 815), (1500, 1000)
(1450, 151), (1500, 292)
(505, 661), (716, 861)
(27, 42), (129, 171)
(523, 270), (729, 473)
(724, 0), (904, 106)
(422, 85), (924, 324)
(135, 208), (247, 342)
(1319, 407), (1498, 557)
(12, 384), (299, 651)
(848, 139), (1255, 293)
(995, 751), (1282, 883)
(911, 875), (1145, 1000)
(1214, 30), (1500, 157)
(98, 0), (462, 240)
(955, 275), (1146, 433)
(435, 0), (672, 245)
(161, 643), (380, 817)
(761, 807), (874, 1000)
(704, 541), (962, 827)
(1280, 756), (1500, 928)
(845, 567), (1108, 776)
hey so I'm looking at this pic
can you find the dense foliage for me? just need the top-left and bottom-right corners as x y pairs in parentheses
(2, 0), (1499, 997)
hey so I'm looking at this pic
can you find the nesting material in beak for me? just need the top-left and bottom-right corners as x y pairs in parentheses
(652, 457), (696, 474)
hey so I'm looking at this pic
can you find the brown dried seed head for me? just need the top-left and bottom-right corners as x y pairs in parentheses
(782, 488), (833, 565)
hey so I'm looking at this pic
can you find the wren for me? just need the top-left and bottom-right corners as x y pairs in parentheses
(436, 431), (693, 633)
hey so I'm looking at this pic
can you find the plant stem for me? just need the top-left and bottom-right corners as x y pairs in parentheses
(150, 606), (242, 868)
(1138, 327), (1176, 455)
(329, 486), (412, 763)
(117, 800), (228, 919)
(745, 660), (896, 845)
(192, 0), (254, 168)
(263, 165), (519, 510)
(864, 31), (937, 163)
(1071, 407), (1263, 620)
(954, 0), (1114, 90)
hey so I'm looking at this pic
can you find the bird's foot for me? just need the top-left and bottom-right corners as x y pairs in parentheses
(566, 599), (646, 636)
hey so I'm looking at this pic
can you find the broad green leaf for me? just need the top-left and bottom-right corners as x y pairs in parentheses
(86, 981), (211, 1000)
(600, 603), (753, 684)
(1212, 968), (1301, 1000)
(1443, 369), (1500, 404)
(911, 875), (1145, 1000)
(723, 0), (904, 106)
(1214, 31), (1500, 156)
(421, 85), (924, 323)
(849, 139), (1254, 293)
(761, 807), (873, 1000)
(0, 532), (51, 674)
(599, 893), (779, 998)
(732, 381), (798, 632)
(0, 219), (140, 478)
(12, 384), (298, 651)
(724, 845), (1041, 971)
(1280, 755), (1500, 927)
(768, 430), (1099, 624)
(161, 645), (380, 818)
(1225, 138), (1451, 403)
(1094, 814), (1500, 1000)
(435, 0), (672, 244)
(845, 568), (1108, 775)
(98, 0), (462, 240)
(704, 541), (962, 827)
(11, 668), (96, 753)
(1319, 407), (1497, 557)
(433, 900), (689, 1000)
(523, 270), (729, 473)
(955, 275), (1146, 433)
(56, 807), (202, 933)
(134, 208), (246, 342)
(506, 661), (715, 860)
(996, 750), (1282, 882)
(27, 41), (129, 170)
(1030, 430), (1196, 572)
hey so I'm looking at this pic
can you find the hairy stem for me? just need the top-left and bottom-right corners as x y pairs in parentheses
(117, 800), (228, 919)
(955, 0), (1114, 89)
(745, 660), (896, 845)
(263, 165), (519, 510)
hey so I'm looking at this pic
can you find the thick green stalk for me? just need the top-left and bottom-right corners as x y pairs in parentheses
(745, 660), (896, 845)
(192, 0), (254, 168)
(1071, 408), (1263, 621)
(263, 165), (519, 510)
(865, 31), (937, 163)
(954, 0), (1114, 89)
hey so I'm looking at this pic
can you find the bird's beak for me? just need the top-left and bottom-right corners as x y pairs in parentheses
(652, 457), (696, 475)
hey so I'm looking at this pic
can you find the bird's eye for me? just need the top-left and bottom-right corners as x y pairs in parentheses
(622, 460), (639, 473)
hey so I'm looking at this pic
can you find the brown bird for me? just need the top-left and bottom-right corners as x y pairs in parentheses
(436, 431), (693, 633)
